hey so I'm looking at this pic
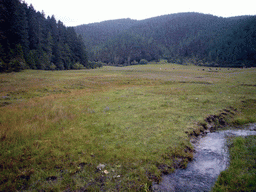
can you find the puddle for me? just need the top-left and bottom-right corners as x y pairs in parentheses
(153, 123), (256, 191)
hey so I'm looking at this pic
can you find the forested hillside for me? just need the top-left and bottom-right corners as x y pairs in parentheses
(75, 13), (256, 67)
(75, 19), (137, 52)
(0, 0), (89, 72)
(1, 1), (255, 71)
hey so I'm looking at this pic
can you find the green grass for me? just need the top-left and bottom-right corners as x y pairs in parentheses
(0, 62), (256, 191)
(212, 135), (256, 192)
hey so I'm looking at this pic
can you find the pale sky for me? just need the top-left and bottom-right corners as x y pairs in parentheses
(23, 0), (256, 26)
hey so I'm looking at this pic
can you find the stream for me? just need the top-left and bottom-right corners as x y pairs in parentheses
(152, 123), (256, 192)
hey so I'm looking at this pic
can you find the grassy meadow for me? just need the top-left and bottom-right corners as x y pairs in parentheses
(212, 135), (256, 192)
(1, 62), (256, 191)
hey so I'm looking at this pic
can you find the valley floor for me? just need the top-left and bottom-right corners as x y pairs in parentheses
(1, 62), (255, 191)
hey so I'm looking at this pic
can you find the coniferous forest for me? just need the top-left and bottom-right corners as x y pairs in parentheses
(0, 0), (89, 72)
(75, 13), (256, 68)
(1, 1), (256, 73)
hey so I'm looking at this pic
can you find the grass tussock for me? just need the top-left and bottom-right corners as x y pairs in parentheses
(0, 62), (256, 191)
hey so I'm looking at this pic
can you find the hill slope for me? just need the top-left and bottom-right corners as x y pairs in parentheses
(75, 13), (256, 67)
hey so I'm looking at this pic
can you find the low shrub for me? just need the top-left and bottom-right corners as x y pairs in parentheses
(72, 62), (85, 70)
(139, 59), (148, 65)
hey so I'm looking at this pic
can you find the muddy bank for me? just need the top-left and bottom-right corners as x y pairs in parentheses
(151, 107), (238, 187)
(153, 124), (256, 191)
(189, 107), (237, 138)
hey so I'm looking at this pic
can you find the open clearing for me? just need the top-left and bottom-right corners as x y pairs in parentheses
(1, 62), (256, 191)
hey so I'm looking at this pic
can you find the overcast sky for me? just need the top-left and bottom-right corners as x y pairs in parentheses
(24, 0), (256, 26)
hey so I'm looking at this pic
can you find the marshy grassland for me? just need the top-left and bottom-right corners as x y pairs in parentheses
(212, 135), (256, 192)
(1, 62), (256, 191)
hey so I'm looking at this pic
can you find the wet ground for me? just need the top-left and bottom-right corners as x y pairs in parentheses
(153, 123), (256, 192)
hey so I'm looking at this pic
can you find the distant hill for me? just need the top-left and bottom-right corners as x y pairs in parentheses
(75, 19), (138, 50)
(75, 12), (256, 67)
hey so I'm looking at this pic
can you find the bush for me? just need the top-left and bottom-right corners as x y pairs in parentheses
(0, 59), (6, 73)
(49, 63), (57, 70)
(10, 59), (25, 72)
(88, 61), (104, 69)
(72, 62), (85, 70)
(131, 60), (138, 65)
(139, 59), (148, 65)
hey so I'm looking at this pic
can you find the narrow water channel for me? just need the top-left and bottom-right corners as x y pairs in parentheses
(153, 123), (256, 192)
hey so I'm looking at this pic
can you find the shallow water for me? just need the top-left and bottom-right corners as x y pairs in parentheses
(152, 123), (256, 192)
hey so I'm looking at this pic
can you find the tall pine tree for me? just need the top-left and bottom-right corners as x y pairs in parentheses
(0, 0), (89, 72)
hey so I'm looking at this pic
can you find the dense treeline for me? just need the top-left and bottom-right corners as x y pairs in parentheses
(0, 0), (89, 72)
(75, 13), (256, 67)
